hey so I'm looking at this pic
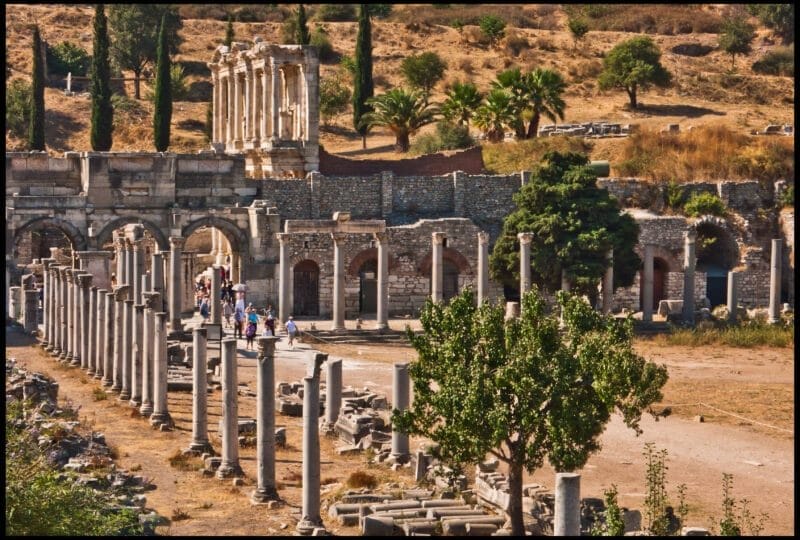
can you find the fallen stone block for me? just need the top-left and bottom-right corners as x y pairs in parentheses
(362, 515), (395, 536)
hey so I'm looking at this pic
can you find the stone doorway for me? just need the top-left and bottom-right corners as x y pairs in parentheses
(358, 259), (377, 314)
(703, 264), (728, 308)
(293, 260), (319, 316)
(443, 259), (459, 302)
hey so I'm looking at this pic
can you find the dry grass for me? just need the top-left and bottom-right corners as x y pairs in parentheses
(482, 136), (594, 174)
(345, 470), (378, 489)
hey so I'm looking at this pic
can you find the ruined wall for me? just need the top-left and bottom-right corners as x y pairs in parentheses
(318, 145), (485, 176)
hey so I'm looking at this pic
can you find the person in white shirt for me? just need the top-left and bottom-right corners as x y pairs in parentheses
(285, 316), (298, 348)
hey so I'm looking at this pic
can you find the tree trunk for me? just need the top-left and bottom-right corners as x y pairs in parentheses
(361, 134), (367, 150)
(513, 119), (526, 139)
(526, 112), (541, 138)
(133, 70), (141, 100)
(395, 132), (410, 153)
(731, 54), (735, 71)
(507, 461), (525, 536)
(627, 86), (637, 109)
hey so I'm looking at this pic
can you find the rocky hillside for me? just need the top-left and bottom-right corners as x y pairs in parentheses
(4, 4), (794, 163)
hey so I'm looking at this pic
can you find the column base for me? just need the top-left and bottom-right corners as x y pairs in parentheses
(50, 346), (59, 355)
(129, 397), (142, 408)
(150, 412), (174, 430)
(389, 452), (412, 465)
(86, 367), (95, 377)
(101, 377), (113, 387)
(375, 322), (389, 332)
(70, 359), (81, 367)
(110, 382), (122, 393)
(61, 352), (71, 361)
(330, 323), (346, 332)
(250, 486), (279, 504)
(216, 462), (244, 479)
(93, 371), (103, 380)
(184, 441), (215, 456)
(139, 402), (154, 418)
(41, 340), (49, 348)
(296, 519), (324, 536)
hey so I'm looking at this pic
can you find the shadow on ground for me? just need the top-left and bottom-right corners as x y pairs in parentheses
(634, 103), (726, 118)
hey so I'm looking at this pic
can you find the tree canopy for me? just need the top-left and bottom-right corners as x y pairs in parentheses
(108, 4), (182, 99)
(395, 287), (669, 535)
(598, 35), (671, 109)
(489, 151), (641, 299)
(719, 15), (755, 70)
(491, 67), (567, 139)
(296, 5), (310, 45)
(748, 4), (794, 45)
(400, 52), (447, 96)
(441, 81), (483, 127)
(361, 88), (439, 152)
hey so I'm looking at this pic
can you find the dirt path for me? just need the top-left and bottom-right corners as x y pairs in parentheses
(6, 323), (794, 535)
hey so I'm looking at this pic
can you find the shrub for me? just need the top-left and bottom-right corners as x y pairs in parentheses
(778, 184), (794, 208)
(319, 73), (351, 125)
(315, 4), (356, 22)
(411, 121), (474, 155)
(6, 79), (32, 140)
(401, 52), (447, 94)
(502, 32), (529, 57)
(310, 26), (337, 63)
(683, 192), (727, 217)
(751, 46), (794, 76)
(46, 41), (91, 77)
(346, 470), (378, 489)
(482, 137), (593, 174)
(479, 14), (506, 47)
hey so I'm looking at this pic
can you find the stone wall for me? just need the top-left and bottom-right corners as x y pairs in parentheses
(318, 145), (485, 176)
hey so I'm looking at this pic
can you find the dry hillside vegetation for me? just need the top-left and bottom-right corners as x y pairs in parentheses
(5, 4), (794, 178)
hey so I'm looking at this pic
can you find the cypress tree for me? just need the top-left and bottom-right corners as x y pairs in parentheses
(91, 4), (113, 151)
(153, 14), (172, 152)
(352, 5), (373, 149)
(224, 15), (234, 47)
(29, 25), (46, 151)
(296, 5), (310, 45)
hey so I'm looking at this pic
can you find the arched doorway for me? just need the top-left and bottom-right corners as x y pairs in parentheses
(639, 257), (668, 309)
(443, 259), (460, 301)
(695, 221), (739, 309)
(358, 259), (377, 314)
(293, 260), (319, 316)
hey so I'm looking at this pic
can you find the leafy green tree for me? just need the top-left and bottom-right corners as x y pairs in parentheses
(598, 35), (671, 109)
(29, 25), (46, 151)
(6, 79), (32, 140)
(489, 151), (641, 298)
(224, 15), (234, 47)
(153, 14), (172, 152)
(319, 72), (351, 125)
(719, 16), (755, 70)
(748, 4), (794, 45)
(296, 5), (310, 45)
(352, 4), (374, 148)
(360, 88), (439, 152)
(46, 41), (91, 76)
(473, 88), (516, 143)
(479, 14), (506, 47)
(491, 68), (528, 138)
(491, 67), (567, 139)
(108, 4), (182, 99)
(91, 4), (114, 151)
(395, 287), (669, 536)
(567, 17), (589, 50)
(441, 81), (483, 127)
(400, 52), (447, 96)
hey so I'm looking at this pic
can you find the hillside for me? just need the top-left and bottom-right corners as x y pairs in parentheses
(4, 4), (795, 174)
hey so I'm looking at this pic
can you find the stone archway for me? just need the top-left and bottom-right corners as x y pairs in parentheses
(694, 218), (739, 308)
(13, 217), (88, 263)
(95, 216), (170, 253)
(293, 259), (319, 317)
(182, 216), (250, 282)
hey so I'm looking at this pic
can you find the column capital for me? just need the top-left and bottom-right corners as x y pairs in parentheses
(331, 232), (347, 244)
(77, 273), (93, 289)
(432, 232), (446, 245)
(276, 232), (290, 245)
(373, 231), (388, 244)
(258, 336), (281, 358)
(517, 232), (534, 245)
(169, 236), (186, 249)
(477, 231), (489, 245)
(97, 288), (108, 295)
(64, 268), (75, 282)
(143, 291), (162, 310)
(114, 285), (130, 301)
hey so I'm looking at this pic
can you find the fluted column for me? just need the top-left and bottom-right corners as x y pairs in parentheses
(140, 292), (160, 417)
(431, 232), (446, 303)
(244, 70), (253, 141)
(271, 61), (280, 141)
(59, 267), (70, 360)
(260, 68), (269, 143)
(331, 232), (347, 331)
(111, 285), (129, 392)
(233, 72), (243, 144)
(94, 288), (107, 379)
(278, 233), (290, 329)
(86, 286), (96, 375)
(124, 238), (134, 290)
(114, 233), (126, 287)
(131, 228), (144, 304)
(186, 327), (213, 454)
(130, 302), (144, 407)
(151, 312), (173, 429)
(44, 260), (57, 351)
(682, 230), (696, 325)
(218, 338), (243, 478)
(69, 269), (79, 364)
(40, 258), (53, 347)
(101, 290), (115, 387)
(375, 232), (389, 330)
(225, 72), (233, 145)
(518, 232), (533, 297)
(211, 69), (219, 143)
(168, 236), (185, 335)
(251, 336), (280, 503)
(642, 244), (654, 323)
(602, 249), (614, 315)
(768, 238), (782, 324)
(477, 232), (489, 305)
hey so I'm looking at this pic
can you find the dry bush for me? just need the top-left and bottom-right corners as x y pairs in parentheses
(501, 32), (529, 58)
(346, 470), (378, 489)
(568, 59), (603, 82)
(391, 4), (534, 28)
(482, 137), (594, 174)
(481, 57), (494, 69)
(582, 5), (722, 34)
(458, 57), (474, 75)
(534, 37), (557, 52)
(460, 25), (491, 49)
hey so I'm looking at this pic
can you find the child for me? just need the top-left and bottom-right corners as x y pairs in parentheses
(285, 316), (298, 348)
(245, 315), (257, 350)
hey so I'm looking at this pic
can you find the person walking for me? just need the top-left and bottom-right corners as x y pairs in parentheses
(199, 296), (210, 321)
(245, 308), (259, 350)
(234, 304), (244, 339)
(222, 299), (233, 329)
(265, 304), (276, 336)
(285, 316), (298, 349)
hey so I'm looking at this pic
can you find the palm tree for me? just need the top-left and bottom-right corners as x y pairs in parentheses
(441, 81), (483, 127)
(524, 68), (567, 138)
(473, 89), (516, 143)
(491, 68), (528, 139)
(361, 88), (439, 152)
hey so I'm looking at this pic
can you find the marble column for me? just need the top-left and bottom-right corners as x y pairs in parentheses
(554, 472), (581, 536)
(768, 239), (782, 324)
(391, 362), (411, 461)
(94, 289), (107, 379)
(59, 267), (70, 360)
(518, 232), (533, 297)
(151, 252), (165, 313)
(211, 69), (219, 143)
(682, 230), (696, 325)
(271, 61), (280, 141)
(114, 233), (126, 287)
(211, 264), (222, 324)
(43, 260), (55, 350)
(70, 271), (83, 366)
(297, 353), (327, 534)
(168, 236), (185, 335)
(9, 286), (21, 322)
(150, 312), (173, 429)
(477, 232), (489, 305)
(140, 292), (160, 418)
(86, 285), (97, 374)
(225, 73), (233, 144)
(431, 232), (446, 303)
(251, 336), (280, 503)
(375, 232), (389, 330)
(233, 72), (242, 144)
(119, 299), (134, 401)
(244, 71), (253, 141)
(111, 285), (129, 393)
(40, 258), (53, 347)
(130, 302), (144, 407)
(131, 228), (144, 305)
(331, 232), (347, 331)
(322, 358), (342, 431)
(186, 327), (213, 454)
(50, 267), (61, 355)
(278, 233), (290, 329)
(260, 68), (269, 142)
(602, 249), (614, 315)
(102, 290), (115, 387)
(125, 238), (134, 290)
(23, 289), (39, 333)
(218, 338), (243, 478)
(642, 244), (654, 323)
(78, 274), (92, 370)
(727, 271), (739, 324)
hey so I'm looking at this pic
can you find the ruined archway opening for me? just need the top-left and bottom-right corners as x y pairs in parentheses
(293, 260), (319, 317)
(695, 222), (738, 308)
(639, 257), (669, 309)
(358, 259), (378, 315)
(14, 226), (72, 266)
